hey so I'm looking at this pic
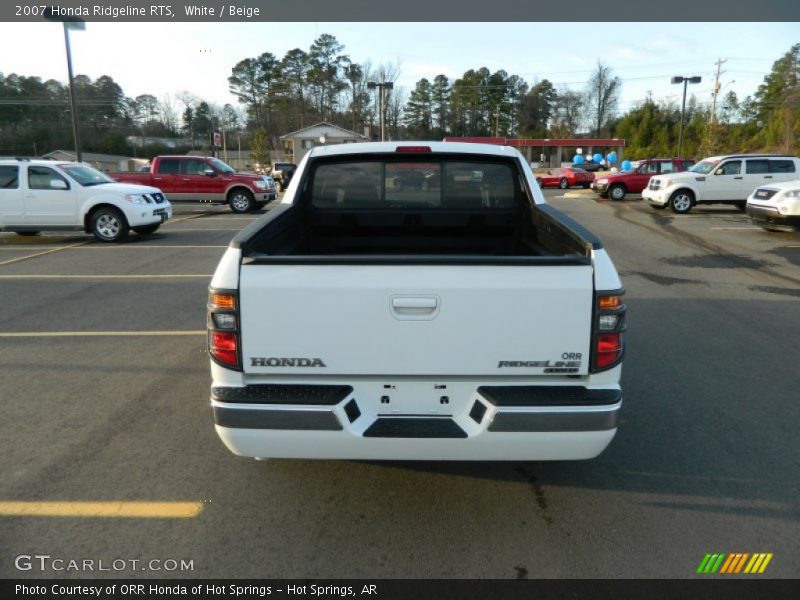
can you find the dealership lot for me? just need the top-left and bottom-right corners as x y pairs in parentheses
(1, 194), (798, 579)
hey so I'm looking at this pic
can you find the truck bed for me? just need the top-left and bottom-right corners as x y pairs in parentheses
(232, 203), (600, 264)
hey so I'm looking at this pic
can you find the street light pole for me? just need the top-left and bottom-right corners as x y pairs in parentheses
(671, 75), (702, 158)
(367, 80), (394, 141)
(63, 23), (82, 162)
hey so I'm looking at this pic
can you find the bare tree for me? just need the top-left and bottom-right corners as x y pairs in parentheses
(584, 62), (621, 136)
(551, 89), (584, 137)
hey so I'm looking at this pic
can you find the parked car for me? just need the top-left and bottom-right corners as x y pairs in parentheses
(0, 159), (171, 242)
(536, 167), (594, 189)
(268, 162), (297, 192)
(746, 179), (800, 232)
(643, 154), (800, 214)
(592, 158), (695, 201)
(579, 161), (603, 172)
(207, 141), (625, 461)
(110, 156), (276, 213)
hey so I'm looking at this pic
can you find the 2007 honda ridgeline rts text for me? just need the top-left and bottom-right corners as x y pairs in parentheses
(207, 142), (626, 460)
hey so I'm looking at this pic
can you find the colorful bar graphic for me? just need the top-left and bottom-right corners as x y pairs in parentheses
(698, 552), (773, 574)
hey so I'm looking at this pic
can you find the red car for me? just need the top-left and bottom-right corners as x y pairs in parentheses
(536, 167), (594, 189)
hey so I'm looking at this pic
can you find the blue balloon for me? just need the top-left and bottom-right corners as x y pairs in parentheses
(573, 154), (585, 164)
(621, 160), (633, 171)
(607, 152), (617, 164)
(593, 153), (603, 163)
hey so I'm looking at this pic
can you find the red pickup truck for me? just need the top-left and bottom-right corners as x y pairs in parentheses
(591, 158), (695, 201)
(111, 156), (276, 213)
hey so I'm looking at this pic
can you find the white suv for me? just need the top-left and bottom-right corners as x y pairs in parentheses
(746, 179), (800, 232)
(642, 154), (800, 214)
(0, 159), (172, 242)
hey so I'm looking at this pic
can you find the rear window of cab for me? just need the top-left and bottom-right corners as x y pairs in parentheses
(308, 159), (520, 210)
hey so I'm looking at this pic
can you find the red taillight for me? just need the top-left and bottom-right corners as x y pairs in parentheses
(210, 330), (238, 367)
(395, 146), (431, 153)
(595, 333), (622, 369)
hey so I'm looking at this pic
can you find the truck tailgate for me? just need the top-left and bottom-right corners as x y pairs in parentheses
(239, 264), (594, 377)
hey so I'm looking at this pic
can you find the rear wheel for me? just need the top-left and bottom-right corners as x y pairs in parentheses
(559, 178), (569, 189)
(275, 180), (283, 192)
(228, 189), (255, 213)
(91, 207), (129, 242)
(608, 184), (626, 201)
(132, 224), (160, 235)
(669, 190), (695, 214)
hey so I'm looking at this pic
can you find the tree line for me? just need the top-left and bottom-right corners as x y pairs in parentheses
(0, 35), (797, 160)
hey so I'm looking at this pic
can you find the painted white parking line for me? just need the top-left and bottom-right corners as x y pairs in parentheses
(163, 214), (205, 225)
(0, 330), (205, 337)
(0, 241), (89, 267)
(0, 274), (211, 280)
(710, 227), (761, 231)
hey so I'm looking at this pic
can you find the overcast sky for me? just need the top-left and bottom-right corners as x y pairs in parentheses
(0, 22), (797, 114)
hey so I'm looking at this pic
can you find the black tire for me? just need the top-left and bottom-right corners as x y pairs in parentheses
(669, 189), (695, 214)
(559, 178), (569, 190)
(132, 224), (160, 235)
(275, 180), (283, 193)
(228, 189), (255, 213)
(16, 231), (40, 236)
(608, 184), (626, 201)
(91, 207), (129, 242)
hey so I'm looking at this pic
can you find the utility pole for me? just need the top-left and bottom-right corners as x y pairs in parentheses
(709, 58), (727, 124)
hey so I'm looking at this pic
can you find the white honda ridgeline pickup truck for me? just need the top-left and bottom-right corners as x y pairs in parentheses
(208, 142), (626, 461)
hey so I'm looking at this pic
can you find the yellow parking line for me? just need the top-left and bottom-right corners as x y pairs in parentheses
(0, 331), (205, 337)
(0, 501), (203, 518)
(0, 274), (211, 280)
(0, 241), (89, 266)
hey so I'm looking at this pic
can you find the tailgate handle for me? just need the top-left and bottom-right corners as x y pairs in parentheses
(392, 297), (438, 310)
(390, 296), (440, 320)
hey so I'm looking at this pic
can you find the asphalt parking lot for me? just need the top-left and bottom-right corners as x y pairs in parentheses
(1, 193), (798, 579)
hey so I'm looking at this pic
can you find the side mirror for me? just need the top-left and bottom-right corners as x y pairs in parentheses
(714, 168), (725, 176)
(204, 169), (216, 177)
(50, 179), (68, 190)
